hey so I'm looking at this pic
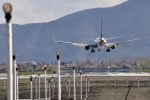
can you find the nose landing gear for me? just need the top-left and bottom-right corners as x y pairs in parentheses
(106, 48), (110, 52)
(91, 49), (95, 53)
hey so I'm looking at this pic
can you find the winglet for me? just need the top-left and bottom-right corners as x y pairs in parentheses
(53, 34), (57, 42)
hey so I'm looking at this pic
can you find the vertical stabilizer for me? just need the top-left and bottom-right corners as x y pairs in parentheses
(100, 19), (103, 39)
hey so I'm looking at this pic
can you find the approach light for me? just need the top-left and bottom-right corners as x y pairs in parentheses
(56, 51), (60, 60)
(16, 64), (18, 70)
(3, 3), (12, 14)
(44, 64), (47, 70)
(3, 3), (13, 23)
(73, 64), (75, 70)
(80, 70), (82, 74)
(30, 76), (33, 81)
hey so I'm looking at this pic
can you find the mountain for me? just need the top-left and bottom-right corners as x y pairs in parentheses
(0, 0), (150, 62)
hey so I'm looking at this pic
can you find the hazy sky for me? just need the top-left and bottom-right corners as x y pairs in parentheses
(0, 0), (127, 24)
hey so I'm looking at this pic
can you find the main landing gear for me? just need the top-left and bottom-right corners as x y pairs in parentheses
(106, 48), (110, 52)
(98, 49), (100, 52)
(91, 49), (95, 53)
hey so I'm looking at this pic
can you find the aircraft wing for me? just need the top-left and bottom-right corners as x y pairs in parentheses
(56, 40), (88, 47)
(105, 36), (121, 40)
(106, 37), (145, 47)
(113, 37), (145, 45)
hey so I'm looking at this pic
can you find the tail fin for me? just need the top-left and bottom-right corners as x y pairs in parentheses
(100, 19), (103, 39)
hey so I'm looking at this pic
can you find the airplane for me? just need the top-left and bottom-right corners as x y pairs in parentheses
(55, 21), (145, 53)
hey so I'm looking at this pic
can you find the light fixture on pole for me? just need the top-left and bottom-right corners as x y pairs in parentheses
(3, 3), (13, 100)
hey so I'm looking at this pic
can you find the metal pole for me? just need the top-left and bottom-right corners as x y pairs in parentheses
(138, 77), (140, 87)
(16, 65), (18, 100)
(114, 78), (117, 87)
(77, 80), (78, 87)
(49, 79), (51, 100)
(85, 76), (87, 98)
(30, 76), (33, 100)
(44, 64), (47, 100)
(80, 71), (82, 100)
(126, 77), (128, 87)
(3, 3), (13, 100)
(73, 65), (76, 100)
(4, 81), (6, 90)
(68, 76), (70, 98)
(54, 81), (55, 89)
(28, 81), (30, 89)
(66, 81), (68, 93)
(52, 76), (54, 98)
(13, 52), (16, 100)
(35, 76), (38, 99)
(57, 51), (61, 100)
(88, 78), (90, 93)
(38, 73), (40, 99)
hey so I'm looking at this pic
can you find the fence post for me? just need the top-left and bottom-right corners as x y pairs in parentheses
(114, 77), (117, 87)
(35, 76), (38, 99)
(4, 81), (6, 91)
(68, 75), (70, 98)
(85, 75), (87, 98)
(88, 78), (90, 93)
(126, 77), (128, 87)
(137, 77), (140, 87)
(66, 80), (68, 93)
(30, 76), (33, 100)
(38, 72), (40, 99)
(52, 76), (54, 98)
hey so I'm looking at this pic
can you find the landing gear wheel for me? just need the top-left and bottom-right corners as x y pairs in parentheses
(106, 48), (110, 52)
(98, 49), (100, 52)
(91, 49), (95, 53)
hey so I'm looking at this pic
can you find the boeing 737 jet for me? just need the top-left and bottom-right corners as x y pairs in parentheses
(55, 21), (145, 53)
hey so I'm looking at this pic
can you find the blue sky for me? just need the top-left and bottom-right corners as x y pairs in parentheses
(0, 0), (127, 24)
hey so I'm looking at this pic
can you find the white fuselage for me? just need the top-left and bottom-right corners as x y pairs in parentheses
(95, 37), (107, 48)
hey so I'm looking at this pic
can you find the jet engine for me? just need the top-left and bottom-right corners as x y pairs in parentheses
(84, 46), (90, 50)
(111, 45), (117, 49)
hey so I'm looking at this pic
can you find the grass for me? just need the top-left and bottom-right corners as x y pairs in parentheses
(18, 71), (54, 76)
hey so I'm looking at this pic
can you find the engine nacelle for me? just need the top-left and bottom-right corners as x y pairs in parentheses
(84, 46), (90, 50)
(111, 45), (117, 49)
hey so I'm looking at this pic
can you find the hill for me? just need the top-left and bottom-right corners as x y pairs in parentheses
(0, 0), (149, 62)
